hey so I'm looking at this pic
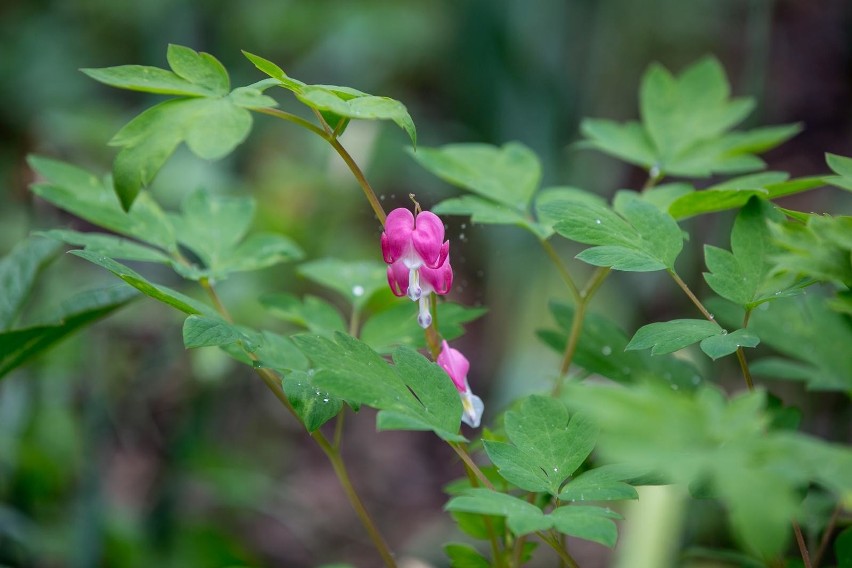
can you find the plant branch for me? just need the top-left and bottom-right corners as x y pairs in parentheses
(449, 442), (494, 490)
(793, 521), (813, 568)
(537, 531), (579, 567)
(539, 239), (581, 302)
(668, 270), (719, 325)
(813, 502), (842, 568)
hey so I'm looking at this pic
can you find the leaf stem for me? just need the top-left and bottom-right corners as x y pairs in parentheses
(537, 532), (579, 567)
(458, 453), (505, 567)
(449, 442), (494, 490)
(667, 270), (719, 325)
(553, 267), (611, 396)
(199, 277), (233, 323)
(813, 502), (842, 568)
(539, 239), (581, 302)
(793, 521), (813, 568)
(253, 106), (388, 225)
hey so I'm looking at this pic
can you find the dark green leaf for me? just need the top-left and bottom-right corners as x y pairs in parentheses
(261, 293), (346, 334)
(481, 440), (551, 492)
(549, 506), (620, 548)
(0, 286), (137, 379)
(298, 259), (388, 310)
(28, 156), (177, 251)
(558, 467), (639, 502)
(283, 370), (342, 432)
(443, 543), (490, 568)
(0, 237), (61, 331)
(626, 319), (722, 355)
(835, 526), (852, 568)
(182, 315), (253, 349)
(39, 230), (171, 264)
(410, 143), (541, 211)
(699, 329), (760, 360)
(69, 250), (216, 316)
(445, 489), (550, 536)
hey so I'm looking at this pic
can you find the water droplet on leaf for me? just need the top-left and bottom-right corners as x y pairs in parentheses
(601, 345), (612, 356)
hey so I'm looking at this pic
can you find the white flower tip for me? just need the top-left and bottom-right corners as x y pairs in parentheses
(417, 311), (432, 328)
(407, 285), (422, 301)
(461, 393), (484, 428)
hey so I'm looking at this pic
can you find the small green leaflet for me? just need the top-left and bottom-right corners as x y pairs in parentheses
(242, 51), (416, 145)
(627, 318), (759, 360)
(283, 370), (343, 432)
(542, 191), (682, 272)
(260, 293), (347, 335)
(580, 57), (799, 178)
(0, 286), (137, 379)
(0, 236), (61, 331)
(292, 332), (464, 441)
(824, 152), (852, 192)
(182, 315), (255, 350)
(483, 395), (596, 495)
(443, 543), (490, 568)
(769, 213), (852, 289)
(558, 465), (639, 502)
(445, 488), (621, 547)
(85, 45), (277, 210)
(703, 197), (799, 308)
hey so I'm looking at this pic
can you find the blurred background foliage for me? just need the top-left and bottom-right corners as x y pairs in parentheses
(1, 0), (851, 566)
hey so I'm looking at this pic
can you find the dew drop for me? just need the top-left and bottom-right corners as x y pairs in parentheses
(459, 232), (466, 241)
(595, 219), (602, 224)
(352, 285), (365, 297)
(461, 223), (467, 229)
(553, 467), (559, 472)
(708, 313), (715, 320)
(323, 398), (329, 403)
(721, 329), (728, 335)
(601, 345), (612, 356)
(691, 375), (701, 385)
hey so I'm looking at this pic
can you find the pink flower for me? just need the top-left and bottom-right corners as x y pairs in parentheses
(437, 340), (484, 428)
(387, 255), (453, 328)
(382, 207), (453, 328)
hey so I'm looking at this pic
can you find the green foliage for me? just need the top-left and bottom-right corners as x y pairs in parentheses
(0, 236), (61, 331)
(182, 315), (255, 350)
(710, 294), (852, 391)
(668, 173), (825, 220)
(626, 319), (721, 355)
(825, 152), (852, 192)
(85, 45), (275, 209)
(769, 213), (852, 290)
(542, 191), (683, 271)
(537, 302), (704, 388)
(698, 329), (760, 360)
(243, 51), (416, 145)
(297, 258), (388, 311)
(261, 293), (347, 334)
(563, 382), (852, 557)
(580, 57), (800, 178)
(483, 395), (596, 495)
(283, 371), (344, 432)
(292, 332), (464, 441)
(443, 543), (490, 568)
(0, 286), (137, 379)
(445, 488), (621, 547)
(360, 301), (486, 354)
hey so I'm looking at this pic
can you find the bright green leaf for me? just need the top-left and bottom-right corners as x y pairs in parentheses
(443, 543), (490, 568)
(578, 119), (655, 168)
(182, 315), (252, 349)
(298, 259), (388, 311)
(445, 489), (550, 536)
(626, 319), (722, 355)
(166, 44), (229, 95)
(549, 506), (621, 548)
(699, 329), (760, 360)
(81, 65), (213, 97)
(261, 293), (346, 334)
(360, 301), (486, 354)
(283, 370), (343, 432)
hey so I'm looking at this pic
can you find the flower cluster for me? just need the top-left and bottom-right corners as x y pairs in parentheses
(381, 208), (452, 328)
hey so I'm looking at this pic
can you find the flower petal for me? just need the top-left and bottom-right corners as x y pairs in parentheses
(438, 340), (469, 392)
(412, 211), (447, 268)
(382, 208), (415, 263)
(420, 257), (453, 296)
(461, 391), (484, 428)
(386, 261), (409, 297)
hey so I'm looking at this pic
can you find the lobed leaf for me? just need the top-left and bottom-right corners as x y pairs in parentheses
(283, 370), (343, 432)
(0, 237), (62, 331)
(626, 319), (723, 355)
(297, 258), (388, 311)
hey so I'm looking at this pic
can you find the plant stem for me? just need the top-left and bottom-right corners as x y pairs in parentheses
(553, 267), (611, 396)
(667, 270), (719, 324)
(254, 106), (388, 225)
(449, 442), (494, 490)
(458, 452), (505, 567)
(735, 348), (755, 392)
(540, 239), (581, 302)
(537, 532), (579, 567)
(793, 521), (813, 568)
(813, 502), (842, 568)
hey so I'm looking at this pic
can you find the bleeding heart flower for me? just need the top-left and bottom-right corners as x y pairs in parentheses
(381, 208), (450, 301)
(437, 340), (484, 428)
(387, 255), (453, 328)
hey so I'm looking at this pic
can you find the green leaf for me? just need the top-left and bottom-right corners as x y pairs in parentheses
(699, 329), (760, 360)
(28, 156), (177, 252)
(282, 370), (343, 432)
(484, 395), (596, 495)
(538, 301), (705, 389)
(770, 214), (852, 289)
(432, 195), (546, 239)
(166, 44), (229, 96)
(558, 467), (639, 502)
(410, 143), (541, 211)
(292, 333), (463, 441)
(535, 187), (606, 237)
(825, 153), (852, 192)
(443, 543), (490, 568)
(549, 506), (621, 548)
(360, 301), (486, 354)
(242, 51), (305, 90)
(69, 250), (216, 316)
(708, 294), (852, 391)
(546, 191), (683, 272)
(182, 315), (254, 350)
(260, 293), (346, 334)
(578, 119), (655, 168)
(298, 259), (388, 311)
(81, 65), (214, 97)
(0, 285), (137, 379)
(445, 489), (551, 536)
(0, 237), (61, 331)
(835, 526), (852, 567)
(626, 319), (722, 355)
(39, 230), (172, 264)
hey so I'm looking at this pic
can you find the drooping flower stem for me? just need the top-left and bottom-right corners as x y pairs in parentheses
(254, 106), (388, 225)
(197, 276), (398, 567)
